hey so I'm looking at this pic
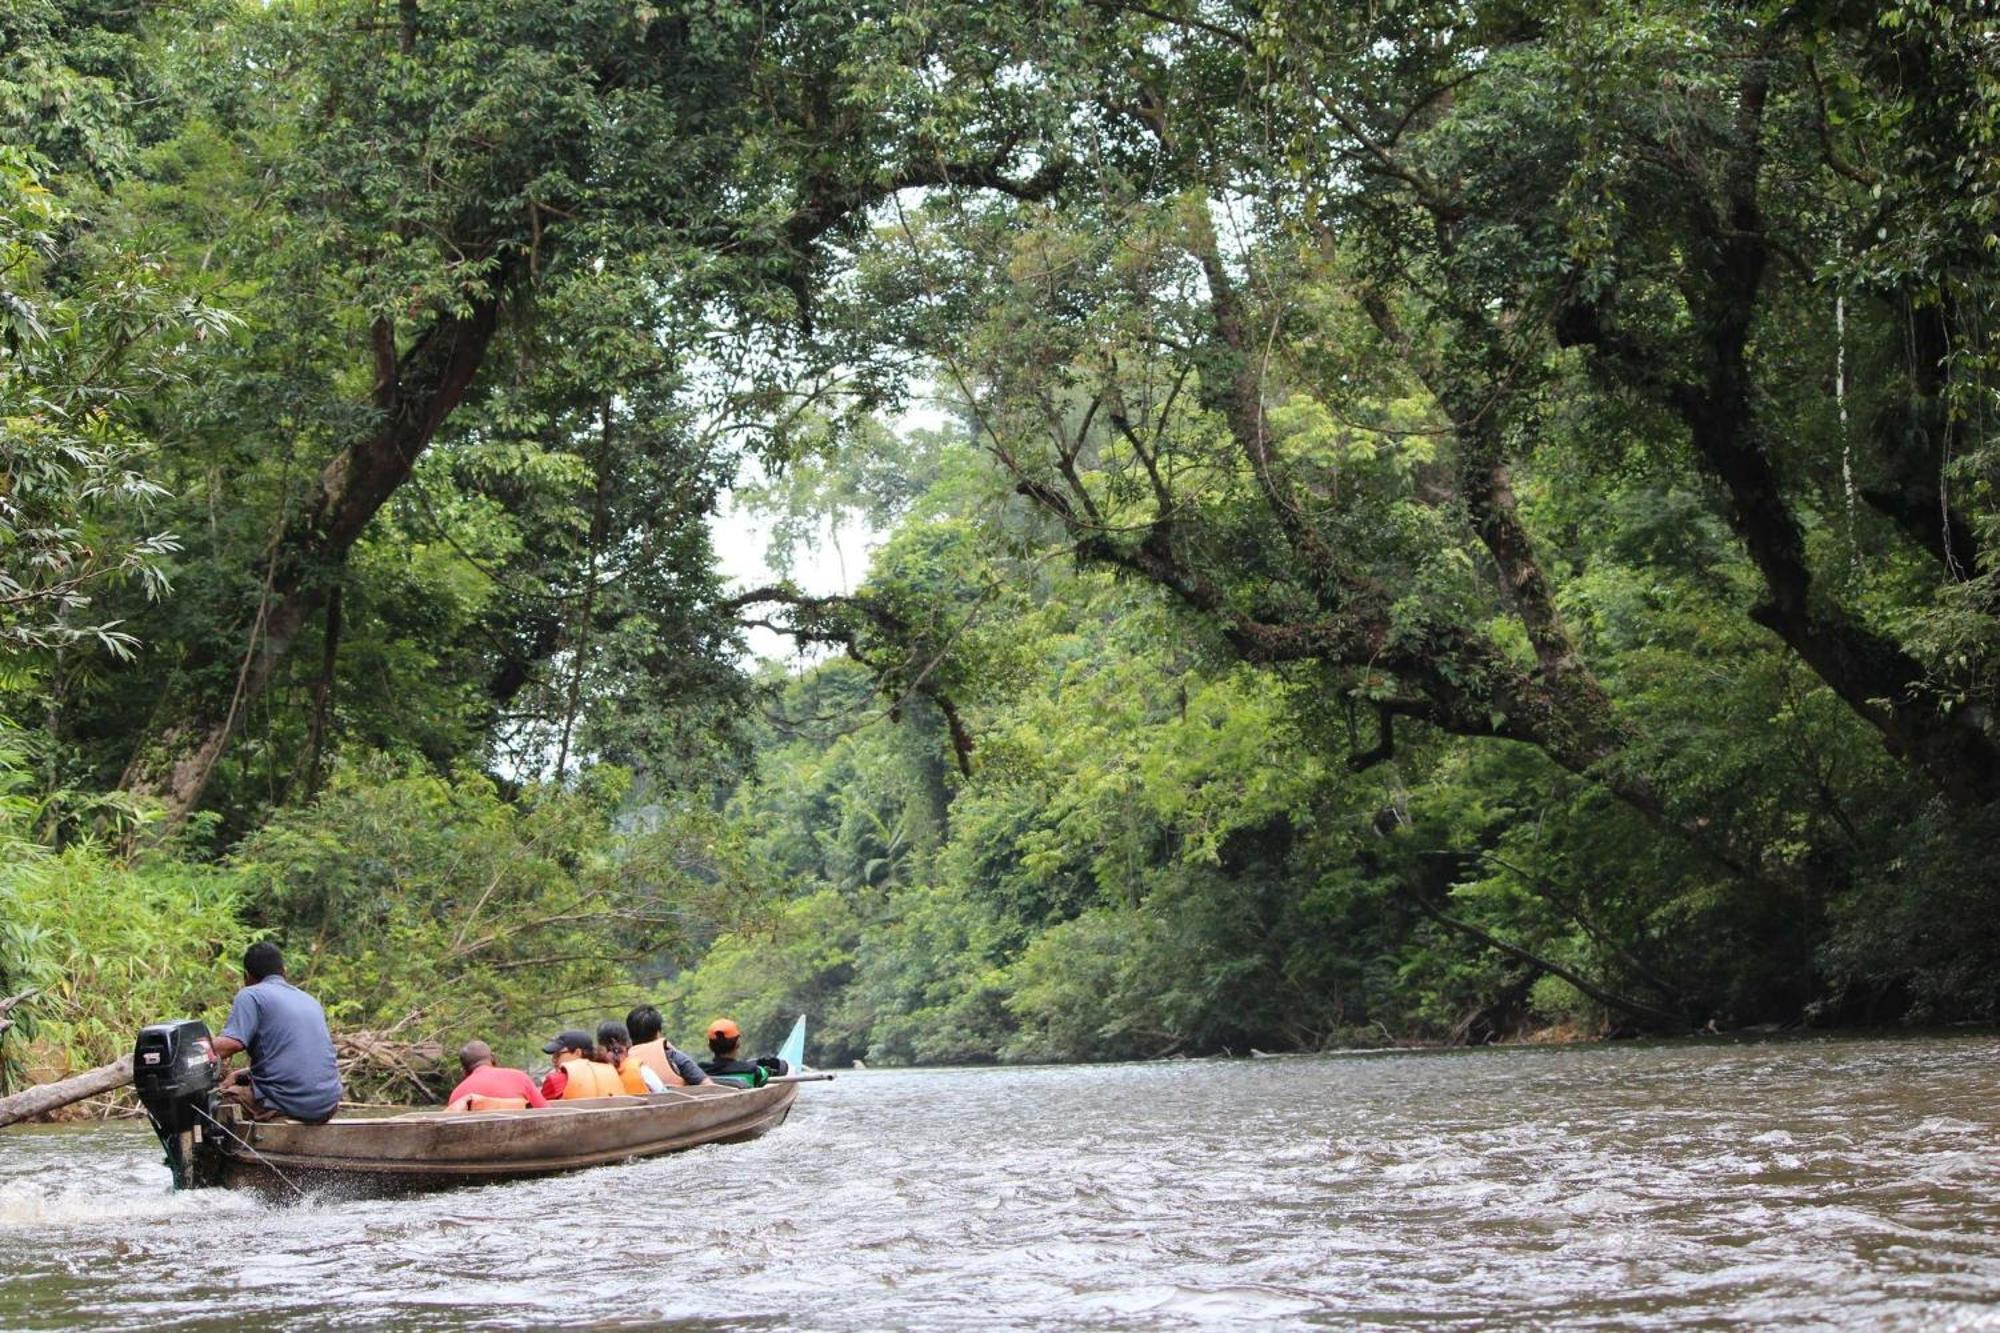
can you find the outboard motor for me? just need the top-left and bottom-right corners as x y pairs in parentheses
(134, 1020), (224, 1189)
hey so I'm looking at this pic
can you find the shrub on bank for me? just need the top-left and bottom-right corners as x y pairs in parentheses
(4, 853), (249, 1081)
(0, 744), (730, 1101)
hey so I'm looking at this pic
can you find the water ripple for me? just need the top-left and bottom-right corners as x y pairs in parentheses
(2, 1036), (1999, 1328)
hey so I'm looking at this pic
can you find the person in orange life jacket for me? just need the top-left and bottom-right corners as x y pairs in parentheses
(625, 1003), (706, 1086)
(698, 1017), (790, 1085)
(596, 1020), (667, 1094)
(537, 1029), (625, 1100)
(446, 1039), (548, 1110)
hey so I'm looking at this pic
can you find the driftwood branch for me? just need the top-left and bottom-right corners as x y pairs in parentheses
(335, 1028), (446, 1102)
(0, 988), (38, 1037)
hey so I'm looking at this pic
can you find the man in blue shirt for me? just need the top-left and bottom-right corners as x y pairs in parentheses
(212, 942), (343, 1123)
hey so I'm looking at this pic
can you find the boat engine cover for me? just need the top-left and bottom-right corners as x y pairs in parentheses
(134, 1019), (223, 1189)
(134, 1019), (218, 1116)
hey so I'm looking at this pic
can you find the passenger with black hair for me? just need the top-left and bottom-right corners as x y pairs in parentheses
(625, 1004), (707, 1086)
(597, 1020), (668, 1094)
(211, 941), (342, 1123)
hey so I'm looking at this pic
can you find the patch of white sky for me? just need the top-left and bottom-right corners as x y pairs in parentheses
(709, 398), (953, 666)
(707, 478), (861, 666)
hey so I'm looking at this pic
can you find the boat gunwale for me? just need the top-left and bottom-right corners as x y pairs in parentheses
(218, 1083), (797, 1178)
(343, 1083), (742, 1125)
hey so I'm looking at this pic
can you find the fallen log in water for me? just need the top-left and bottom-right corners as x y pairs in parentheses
(0, 1055), (134, 1129)
(0, 1025), (446, 1127)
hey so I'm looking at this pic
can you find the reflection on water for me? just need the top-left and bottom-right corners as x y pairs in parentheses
(2, 1035), (1998, 1328)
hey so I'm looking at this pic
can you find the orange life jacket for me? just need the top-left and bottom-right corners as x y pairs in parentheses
(557, 1057), (626, 1100)
(450, 1094), (530, 1112)
(615, 1055), (651, 1096)
(628, 1039), (687, 1088)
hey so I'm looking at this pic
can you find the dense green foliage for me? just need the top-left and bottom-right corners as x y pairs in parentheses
(2, 0), (1998, 1093)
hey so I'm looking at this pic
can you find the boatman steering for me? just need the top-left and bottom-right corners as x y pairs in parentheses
(210, 941), (343, 1124)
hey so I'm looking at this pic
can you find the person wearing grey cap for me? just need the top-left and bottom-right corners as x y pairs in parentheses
(537, 1029), (624, 1100)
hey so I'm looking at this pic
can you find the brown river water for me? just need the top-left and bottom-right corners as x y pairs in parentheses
(0, 1034), (1997, 1329)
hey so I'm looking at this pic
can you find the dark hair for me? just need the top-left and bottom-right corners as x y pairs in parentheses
(626, 1005), (663, 1043)
(596, 1020), (631, 1053)
(243, 941), (285, 981)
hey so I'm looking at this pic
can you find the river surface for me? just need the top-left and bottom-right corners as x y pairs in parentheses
(1, 1035), (1997, 1329)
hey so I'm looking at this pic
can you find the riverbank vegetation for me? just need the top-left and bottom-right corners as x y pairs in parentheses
(3, 0), (1997, 1093)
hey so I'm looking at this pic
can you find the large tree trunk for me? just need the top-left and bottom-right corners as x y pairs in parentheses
(282, 583), (344, 805)
(1560, 62), (2000, 806)
(119, 300), (504, 825)
(1687, 366), (2000, 804)
(1859, 302), (1981, 578)
(111, 137), (1057, 825)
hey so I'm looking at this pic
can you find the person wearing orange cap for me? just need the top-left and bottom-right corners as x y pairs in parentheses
(697, 1017), (790, 1087)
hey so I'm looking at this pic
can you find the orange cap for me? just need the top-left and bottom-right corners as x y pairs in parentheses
(707, 1018), (741, 1042)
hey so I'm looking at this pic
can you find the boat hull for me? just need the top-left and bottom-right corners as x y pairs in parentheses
(215, 1082), (796, 1194)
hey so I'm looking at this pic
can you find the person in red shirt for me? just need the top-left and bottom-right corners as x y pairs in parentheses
(445, 1039), (548, 1110)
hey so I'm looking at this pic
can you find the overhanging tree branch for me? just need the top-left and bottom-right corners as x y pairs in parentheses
(1402, 878), (1687, 1030)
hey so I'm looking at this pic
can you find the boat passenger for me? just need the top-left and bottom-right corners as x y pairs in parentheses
(625, 1004), (706, 1086)
(538, 1029), (626, 1100)
(446, 1039), (548, 1111)
(698, 1017), (789, 1087)
(596, 1020), (668, 1095)
(211, 941), (343, 1124)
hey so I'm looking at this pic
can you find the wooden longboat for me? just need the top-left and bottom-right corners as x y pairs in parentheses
(214, 1080), (798, 1194)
